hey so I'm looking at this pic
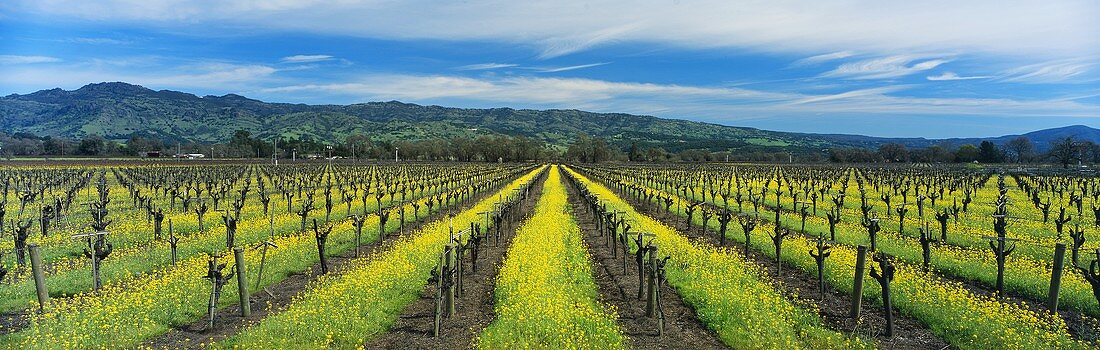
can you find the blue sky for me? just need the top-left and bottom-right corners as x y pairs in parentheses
(1, 1), (1098, 138)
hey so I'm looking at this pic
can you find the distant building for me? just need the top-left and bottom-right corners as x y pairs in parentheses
(145, 151), (161, 158)
(173, 153), (206, 159)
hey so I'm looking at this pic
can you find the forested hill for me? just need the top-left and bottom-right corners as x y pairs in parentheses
(1, 82), (1096, 153)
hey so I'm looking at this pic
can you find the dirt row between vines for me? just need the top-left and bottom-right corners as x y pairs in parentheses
(362, 170), (548, 349)
(564, 170), (728, 349)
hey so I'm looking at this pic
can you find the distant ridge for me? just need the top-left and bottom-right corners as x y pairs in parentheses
(1, 82), (1096, 153)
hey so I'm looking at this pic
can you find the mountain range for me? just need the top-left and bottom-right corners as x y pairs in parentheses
(1, 82), (1097, 153)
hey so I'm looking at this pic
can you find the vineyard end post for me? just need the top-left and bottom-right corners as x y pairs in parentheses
(850, 245), (867, 319)
(29, 244), (49, 313)
(233, 247), (250, 317)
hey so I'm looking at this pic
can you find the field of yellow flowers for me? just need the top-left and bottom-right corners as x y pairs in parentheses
(218, 166), (544, 349)
(477, 166), (625, 349)
(612, 165), (1100, 320)
(577, 164), (1091, 350)
(0, 164), (531, 350)
(564, 166), (870, 350)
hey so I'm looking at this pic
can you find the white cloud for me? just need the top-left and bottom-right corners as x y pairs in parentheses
(1000, 60), (1093, 83)
(927, 72), (991, 81)
(532, 62), (610, 73)
(456, 63), (518, 70)
(257, 74), (1100, 120)
(823, 55), (950, 79)
(789, 86), (908, 105)
(13, 1), (1098, 59)
(68, 37), (131, 45)
(280, 54), (335, 63)
(0, 55), (62, 64)
(790, 51), (855, 67)
(0, 62), (277, 92)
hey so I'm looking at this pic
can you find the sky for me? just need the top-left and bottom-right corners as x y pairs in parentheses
(0, 1), (1098, 138)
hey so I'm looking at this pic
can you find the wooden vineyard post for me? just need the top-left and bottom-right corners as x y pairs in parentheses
(453, 237), (465, 299)
(654, 256), (670, 337)
(850, 245), (867, 319)
(1049, 242), (1066, 312)
(29, 244), (49, 313)
(633, 231), (656, 299)
(233, 247), (250, 317)
(446, 244), (456, 317)
(433, 250), (445, 337)
(646, 246), (658, 317)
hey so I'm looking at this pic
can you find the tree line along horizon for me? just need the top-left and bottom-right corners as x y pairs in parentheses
(0, 129), (1094, 166)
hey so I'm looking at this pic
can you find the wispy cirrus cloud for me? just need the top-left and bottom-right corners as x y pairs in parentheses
(999, 60), (1094, 83)
(456, 63), (518, 71)
(0, 55), (62, 64)
(823, 55), (950, 79)
(280, 54), (335, 63)
(790, 51), (855, 67)
(456, 62), (609, 72)
(789, 86), (908, 105)
(0, 61), (277, 92)
(927, 72), (991, 81)
(530, 62), (610, 73)
(12, 1), (1096, 59)
(67, 37), (131, 45)
(257, 74), (1099, 120)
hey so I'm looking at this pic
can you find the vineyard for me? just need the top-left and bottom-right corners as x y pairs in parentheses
(0, 161), (1097, 349)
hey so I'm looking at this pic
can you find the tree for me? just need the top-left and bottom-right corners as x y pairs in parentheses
(1004, 137), (1034, 163)
(954, 144), (979, 163)
(877, 143), (908, 162)
(565, 134), (615, 163)
(125, 136), (163, 156)
(1079, 141), (1100, 164)
(77, 135), (106, 156)
(977, 141), (1004, 163)
(645, 147), (666, 162)
(1049, 136), (1079, 168)
(829, 148), (878, 163)
(628, 142), (643, 162)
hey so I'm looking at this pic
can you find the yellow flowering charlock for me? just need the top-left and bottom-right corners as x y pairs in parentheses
(477, 166), (625, 349)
